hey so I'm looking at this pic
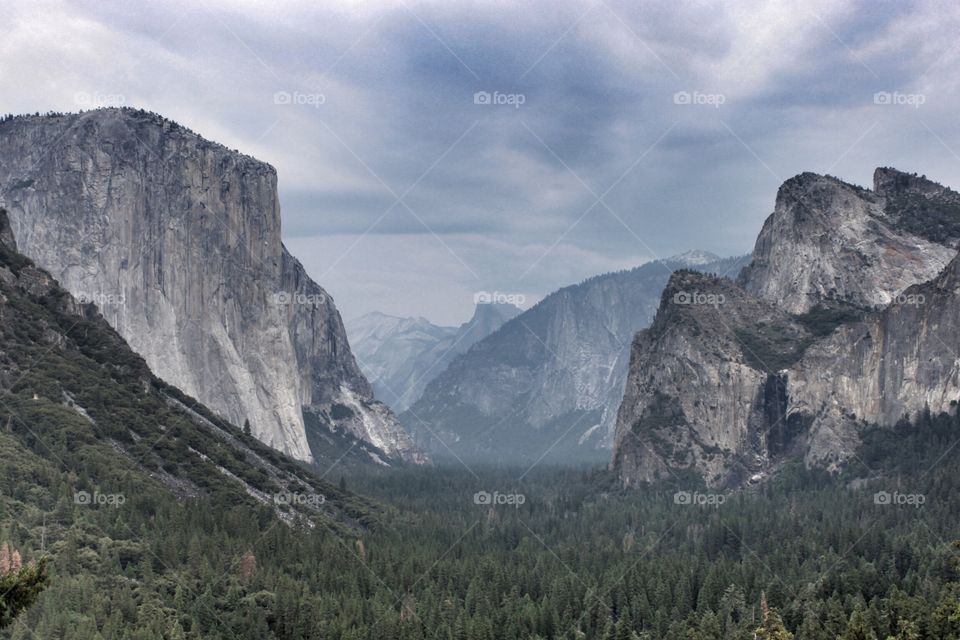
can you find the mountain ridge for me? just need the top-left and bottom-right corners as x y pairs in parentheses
(403, 252), (750, 463)
(615, 167), (960, 487)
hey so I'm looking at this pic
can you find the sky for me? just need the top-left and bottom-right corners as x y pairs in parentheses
(2, 0), (960, 325)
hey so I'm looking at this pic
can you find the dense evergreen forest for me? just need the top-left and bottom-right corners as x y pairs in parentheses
(1, 406), (959, 639)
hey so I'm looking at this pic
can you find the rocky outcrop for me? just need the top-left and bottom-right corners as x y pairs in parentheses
(788, 252), (960, 469)
(612, 270), (814, 487)
(348, 303), (520, 412)
(615, 168), (960, 487)
(0, 108), (420, 464)
(404, 253), (748, 464)
(738, 169), (958, 314)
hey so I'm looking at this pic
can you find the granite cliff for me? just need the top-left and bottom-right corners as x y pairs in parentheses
(0, 207), (374, 526)
(739, 169), (958, 313)
(615, 168), (960, 487)
(612, 270), (815, 487)
(0, 108), (420, 464)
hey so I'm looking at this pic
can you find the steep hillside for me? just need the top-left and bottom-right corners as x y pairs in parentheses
(0, 108), (421, 464)
(0, 207), (375, 527)
(404, 253), (748, 464)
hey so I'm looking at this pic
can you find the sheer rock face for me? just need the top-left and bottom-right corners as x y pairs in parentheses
(0, 108), (420, 463)
(789, 253), (960, 469)
(612, 271), (813, 487)
(404, 254), (748, 463)
(615, 168), (960, 487)
(738, 169), (958, 314)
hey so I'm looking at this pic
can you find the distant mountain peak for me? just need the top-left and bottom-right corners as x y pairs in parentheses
(740, 166), (960, 314)
(664, 249), (722, 266)
(403, 252), (750, 464)
(347, 302), (519, 413)
(616, 166), (960, 488)
(470, 301), (521, 321)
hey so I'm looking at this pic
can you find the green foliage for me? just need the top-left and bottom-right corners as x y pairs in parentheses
(3, 412), (960, 639)
(754, 608), (793, 640)
(4, 202), (960, 638)
(0, 559), (48, 629)
(329, 404), (355, 421)
(734, 328), (813, 371)
(735, 301), (866, 372)
(795, 302), (867, 337)
(886, 191), (960, 243)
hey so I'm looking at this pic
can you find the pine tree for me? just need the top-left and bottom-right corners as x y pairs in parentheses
(0, 545), (48, 630)
(754, 593), (793, 640)
(840, 608), (877, 640)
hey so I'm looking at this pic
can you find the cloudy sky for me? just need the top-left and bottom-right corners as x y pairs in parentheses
(3, 0), (960, 325)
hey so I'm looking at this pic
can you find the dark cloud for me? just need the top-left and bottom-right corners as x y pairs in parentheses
(3, 0), (960, 324)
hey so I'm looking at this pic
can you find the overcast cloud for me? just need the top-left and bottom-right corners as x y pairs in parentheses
(2, 0), (960, 324)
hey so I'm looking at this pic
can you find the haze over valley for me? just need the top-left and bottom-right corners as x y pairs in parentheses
(3, 2), (960, 639)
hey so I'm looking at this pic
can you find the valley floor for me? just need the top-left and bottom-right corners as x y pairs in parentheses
(4, 413), (960, 639)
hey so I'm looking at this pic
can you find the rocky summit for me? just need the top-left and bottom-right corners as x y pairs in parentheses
(738, 168), (959, 314)
(0, 108), (421, 465)
(614, 168), (960, 487)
